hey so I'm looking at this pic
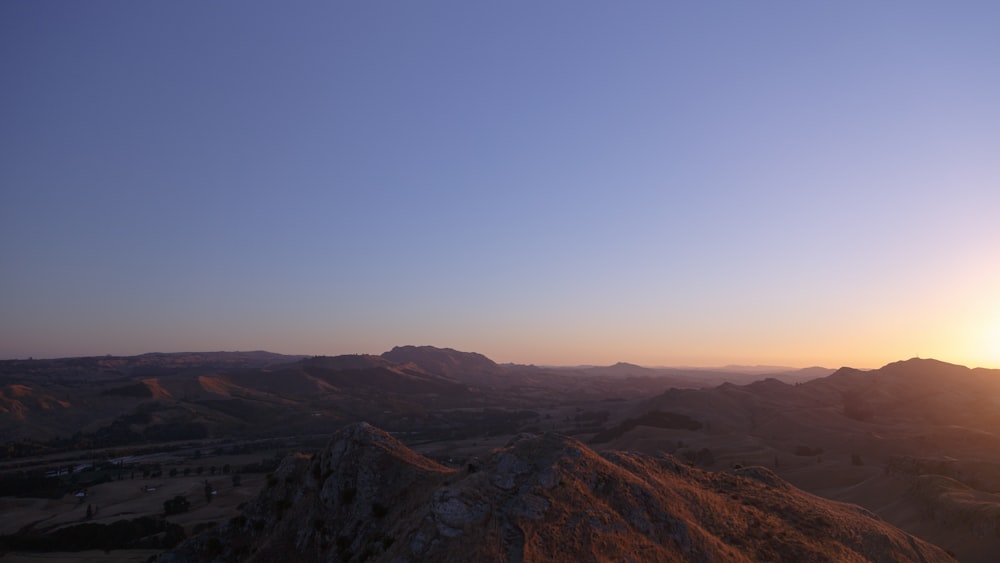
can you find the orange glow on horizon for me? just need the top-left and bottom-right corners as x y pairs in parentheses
(967, 318), (1000, 369)
(945, 294), (1000, 370)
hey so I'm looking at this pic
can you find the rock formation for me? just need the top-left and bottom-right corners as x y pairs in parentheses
(156, 422), (952, 562)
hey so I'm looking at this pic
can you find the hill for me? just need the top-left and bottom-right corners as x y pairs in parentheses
(598, 358), (1000, 561)
(1, 347), (789, 445)
(381, 345), (505, 379)
(156, 422), (951, 563)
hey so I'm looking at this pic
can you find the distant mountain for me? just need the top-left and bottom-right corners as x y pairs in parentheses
(157, 422), (950, 563)
(632, 357), (1000, 439)
(565, 362), (833, 387)
(381, 345), (505, 378)
(877, 356), (975, 378)
(765, 365), (837, 382)
(577, 361), (662, 377)
(0, 347), (837, 444)
(0, 351), (305, 383)
(717, 364), (799, 373)
(0, 347), (708, 443)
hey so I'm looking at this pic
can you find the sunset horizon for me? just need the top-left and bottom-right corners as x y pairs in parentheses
(3, 343), (997, 374)
(4, 3), (998, 383)
(4, 4), (1000, 559)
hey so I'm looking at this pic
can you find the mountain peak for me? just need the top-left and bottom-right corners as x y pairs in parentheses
(381, 345), (502, 377)
(882, 357), (968, 372)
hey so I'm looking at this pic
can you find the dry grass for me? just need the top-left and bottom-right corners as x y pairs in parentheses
(159, 424), (952, 563)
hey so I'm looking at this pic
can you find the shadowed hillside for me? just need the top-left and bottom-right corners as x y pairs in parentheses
(599, 358), (1000, 561)
(1, 347), (803, 446)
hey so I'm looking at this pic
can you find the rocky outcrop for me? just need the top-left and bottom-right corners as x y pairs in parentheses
(157, 423), (953, 563)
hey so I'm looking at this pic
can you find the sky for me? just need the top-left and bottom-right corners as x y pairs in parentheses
(2, 1), (999, 369)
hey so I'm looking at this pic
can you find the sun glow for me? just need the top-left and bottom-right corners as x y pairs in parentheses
(960, 297), (1000, 369)
(974, 319), (1000, 368)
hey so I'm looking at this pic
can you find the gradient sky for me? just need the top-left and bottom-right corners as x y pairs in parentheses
(2, 1), (999, 368)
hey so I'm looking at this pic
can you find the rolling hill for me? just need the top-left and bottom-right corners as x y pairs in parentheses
(596, 358), (1000, 561)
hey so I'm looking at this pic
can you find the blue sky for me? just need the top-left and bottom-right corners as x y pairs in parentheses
(3, 1), (999, 367)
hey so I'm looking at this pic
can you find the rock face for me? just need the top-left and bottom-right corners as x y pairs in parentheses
(157, 423), (952, 563)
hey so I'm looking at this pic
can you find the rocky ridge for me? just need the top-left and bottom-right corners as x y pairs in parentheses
(157, 423), (952, 562)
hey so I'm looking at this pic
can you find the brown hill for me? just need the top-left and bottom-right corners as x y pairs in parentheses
(599, 358), (1000, 561)
(0, 384), (72, 420)
(0, 347), (826, 444)
(156, 423), (951, 563)
(299, 355), (473, 397)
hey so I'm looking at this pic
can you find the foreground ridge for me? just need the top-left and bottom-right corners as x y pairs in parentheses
(157, 422), (951, 563)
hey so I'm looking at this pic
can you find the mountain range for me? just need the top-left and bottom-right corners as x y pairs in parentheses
(0, 347), (826, 445)
(4, 347), (1000, 560)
